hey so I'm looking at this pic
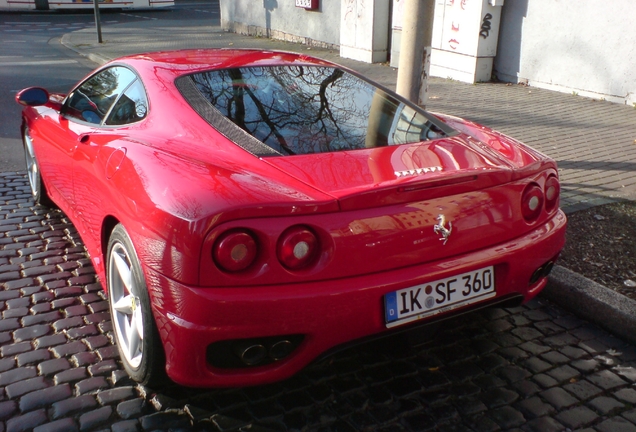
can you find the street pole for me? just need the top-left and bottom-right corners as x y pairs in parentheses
(93, 0), (103, 43)
(395, 0), (435, 109)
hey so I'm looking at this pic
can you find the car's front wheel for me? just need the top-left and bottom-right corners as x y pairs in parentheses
(23, 126), (54, 207)
(107, 224), (166, 386)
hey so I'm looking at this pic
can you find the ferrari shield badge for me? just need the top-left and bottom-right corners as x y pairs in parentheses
(434, 214), (452, 245)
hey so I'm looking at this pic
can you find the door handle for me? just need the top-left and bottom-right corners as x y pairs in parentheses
(78, 134), (91, 144)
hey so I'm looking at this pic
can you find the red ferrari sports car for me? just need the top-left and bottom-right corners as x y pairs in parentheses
(16, 49), (566, 388)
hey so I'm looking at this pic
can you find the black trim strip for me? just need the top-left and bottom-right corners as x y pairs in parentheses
(175, 76), (281, 157)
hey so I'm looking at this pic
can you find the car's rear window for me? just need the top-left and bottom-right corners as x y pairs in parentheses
(185, 66), (453, 156)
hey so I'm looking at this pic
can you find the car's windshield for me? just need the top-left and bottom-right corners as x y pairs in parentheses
(183, 65), (454, 156)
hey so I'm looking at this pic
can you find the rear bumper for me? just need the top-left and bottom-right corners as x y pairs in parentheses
(147, 210), (566, 387)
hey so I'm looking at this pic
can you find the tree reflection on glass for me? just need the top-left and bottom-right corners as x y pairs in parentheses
(192, 66), (433, 156)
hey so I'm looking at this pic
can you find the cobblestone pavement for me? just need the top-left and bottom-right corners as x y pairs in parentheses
(3, 172), (636, 431)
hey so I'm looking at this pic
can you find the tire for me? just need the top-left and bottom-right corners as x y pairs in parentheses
(107, 224), (166, 386)
(23, 127), (55, 208)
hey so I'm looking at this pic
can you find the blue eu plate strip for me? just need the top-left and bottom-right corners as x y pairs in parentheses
(384, 292), (398, 323)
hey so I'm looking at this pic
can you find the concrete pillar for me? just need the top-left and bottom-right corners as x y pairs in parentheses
(340, 0), (390, 63)
(395, 0), (435, 107)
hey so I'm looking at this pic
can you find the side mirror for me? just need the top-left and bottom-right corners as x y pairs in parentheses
(16, 87), (64, 112)
(16, 87), (50, 106)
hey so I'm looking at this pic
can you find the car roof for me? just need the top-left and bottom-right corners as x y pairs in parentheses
(113, 49), (339, 79)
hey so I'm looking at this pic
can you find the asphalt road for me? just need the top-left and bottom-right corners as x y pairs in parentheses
(0, 1), (219, 172)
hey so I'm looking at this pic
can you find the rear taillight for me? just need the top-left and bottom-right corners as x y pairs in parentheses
(521, 183), (544, 222)
(213, 230), (258, 272)
(277, 226), (319, 270)
(544, 175), (560, 212)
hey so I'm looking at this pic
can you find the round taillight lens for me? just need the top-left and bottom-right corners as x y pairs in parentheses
(544, 175), (560, 212)
(213, 231), (258, 272)
(521, 183), (544, 222)
(277, 226), (319, 270)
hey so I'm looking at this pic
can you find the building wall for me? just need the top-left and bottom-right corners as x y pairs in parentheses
(220, 0), (341, 49)
(495, 0), (636, 105)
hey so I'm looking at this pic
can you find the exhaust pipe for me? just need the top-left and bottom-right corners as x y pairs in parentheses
(235, 344), (266, 366)
(529, 261), (555, 285)
(269, 340), (294, 361)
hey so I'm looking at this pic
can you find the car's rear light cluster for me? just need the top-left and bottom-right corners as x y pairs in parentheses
(521, 175), (560, 223)
(213, 230), (258, 272)
(213, 225), (319, 273)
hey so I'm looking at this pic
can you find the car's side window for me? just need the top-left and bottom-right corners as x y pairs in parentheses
(64, 66), (136, 125)
(105, 79), (149, 126)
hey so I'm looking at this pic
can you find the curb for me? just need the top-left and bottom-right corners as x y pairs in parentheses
(60, 33), (110, 66)
(543, 265), (636, 345)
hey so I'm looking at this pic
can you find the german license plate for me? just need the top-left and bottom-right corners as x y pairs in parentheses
(384, 266), (495, 328)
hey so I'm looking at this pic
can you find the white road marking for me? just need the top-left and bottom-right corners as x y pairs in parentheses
(3, 59), (78, 66)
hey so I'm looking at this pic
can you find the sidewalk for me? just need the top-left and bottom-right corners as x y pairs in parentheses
(60, 19), (636, 342)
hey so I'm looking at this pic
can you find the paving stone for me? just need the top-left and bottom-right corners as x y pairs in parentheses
(88, 301), (109, 313)
(76, 376), (109, 395)
(34, 334), (67, 349)
(571, 358), (599, 373)
(19, 384), (72, 412)
(511, 380), (542, 397)
(2, 307), (29, 318)
(615, 388), (636, 404)
(31, 291), (54, 304)
(522, 416), (566, 432)
(555, 405), (599, 429)
(5, 408), (47, 432)
(587, 370), (628, 390)
(52, 316), (84, 332)
(78, 406), (113, 431)
(83, 335), (109, 350)
(53, 287), (83, 298)
(50, 298), (76, 310)
(110, 420), (140, 432)
(72, 351), (99, 367)
(54, 367), (88, 385)
(51, 394), (98, 419)
(516, 396), (555, 419)
(30, 302), (52, 314)
(117, 398), (146, 420)
(497, 365), (531, 383)
(487, 406), (525, 429)
(563, 379), (602, 401)
(64, 304), (88, 317)
(38, 358), (70, 377)
(0, 331), (11, 344)
(5, 376), (49, 399)
(596, 417), (636, 432)
(88, 359), (118, 377)
(96, 345), (119, 360)
(588, 396), (624, 414)
(84, 312), (111, 324)
(139, 412), (192, 431)
(615, 366), (636, 382)
(65, 326), (98, 341)
(546, 365), (580, 382)
(533, 373), (559, 389)
(21, 311), (62, 327)
(479, 387), (519, 408)
(522, 357), (552, 373)
(0, 400), (18, 421)
(561, 345), (587, 359)
(33, 418), (79, 432)
(51, 340), (88, 358)
(0, 366), (37, 386)
(540, 387), (579, 409)
(97, 386), (135, 405)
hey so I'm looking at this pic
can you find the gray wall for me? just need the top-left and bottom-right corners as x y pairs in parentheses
(495, 0), (636, 105)
(220, 0), (341, 49)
